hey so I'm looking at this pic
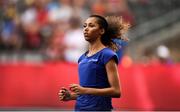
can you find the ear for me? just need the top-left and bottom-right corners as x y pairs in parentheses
(100, 29), (105, 35)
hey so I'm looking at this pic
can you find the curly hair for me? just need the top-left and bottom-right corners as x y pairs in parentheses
(106, 16), (130, 51)
(105, 16), (130, 41)
(89, 15), (130, 51)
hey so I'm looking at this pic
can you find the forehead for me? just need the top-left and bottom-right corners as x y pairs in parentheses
(84, 17), (98, 24)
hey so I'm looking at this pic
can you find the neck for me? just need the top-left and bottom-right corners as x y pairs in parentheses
(87, 39), (106, 56)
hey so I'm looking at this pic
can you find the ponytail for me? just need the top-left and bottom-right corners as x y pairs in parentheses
(105, 16), (130, 51)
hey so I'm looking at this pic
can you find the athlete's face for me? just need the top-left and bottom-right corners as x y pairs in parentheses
(83, 17), (104, 42)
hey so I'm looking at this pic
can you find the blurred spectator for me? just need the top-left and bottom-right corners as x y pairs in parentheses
(20, 1), (40, 50)
(106, 0), (135, 25)
(48, 0), (73, 23)
(45, 24), (66, 61)
(121, 55), (133, 68)
(20, 0), (49, 50)
(63, 16), (88, 63)
(72, 0), (90, 21)
(0, 1), (21, 51)
(91, 0), (107, 16)
(156, 45), (173, 64)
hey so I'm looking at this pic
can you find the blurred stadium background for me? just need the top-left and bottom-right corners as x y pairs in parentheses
(0, 0), (180, 111)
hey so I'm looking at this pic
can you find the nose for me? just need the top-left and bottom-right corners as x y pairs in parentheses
(84, 26), (88, 32)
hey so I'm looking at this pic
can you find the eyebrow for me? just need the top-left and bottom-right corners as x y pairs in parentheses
(84, 22), (96, 25)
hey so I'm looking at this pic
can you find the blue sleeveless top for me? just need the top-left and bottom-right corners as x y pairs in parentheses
(75, 48), (118, 111)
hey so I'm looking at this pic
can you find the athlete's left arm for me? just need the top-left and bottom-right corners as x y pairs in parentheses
(69, 59), (121, 98)
(105, 58), (121, 97)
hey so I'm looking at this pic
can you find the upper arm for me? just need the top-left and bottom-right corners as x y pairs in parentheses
(105, 59), (120, 90)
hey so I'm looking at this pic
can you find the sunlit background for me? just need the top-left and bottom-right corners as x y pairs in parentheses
(0, 0), (180, 111)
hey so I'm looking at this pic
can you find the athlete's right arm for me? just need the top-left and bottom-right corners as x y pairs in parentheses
(58, 87), (78, 101)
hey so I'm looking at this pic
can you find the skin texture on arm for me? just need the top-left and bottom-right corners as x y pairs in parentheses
(70, 58), (121, 98)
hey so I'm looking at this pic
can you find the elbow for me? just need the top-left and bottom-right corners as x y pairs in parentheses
(113, 89), (121, 98)
(114, 91), (121, 98)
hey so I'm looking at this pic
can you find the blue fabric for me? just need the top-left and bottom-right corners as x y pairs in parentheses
(113, 39), (128, 63)
(75, 48), (118, 111)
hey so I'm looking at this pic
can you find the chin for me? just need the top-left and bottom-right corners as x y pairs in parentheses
(84, 37), (90, 41)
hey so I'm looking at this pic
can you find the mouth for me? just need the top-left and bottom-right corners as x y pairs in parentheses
(84, 33), (88, 36)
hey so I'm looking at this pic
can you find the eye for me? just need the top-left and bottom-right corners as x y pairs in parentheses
(83, 24), (87, 28)
(89, 24), (95, 27)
